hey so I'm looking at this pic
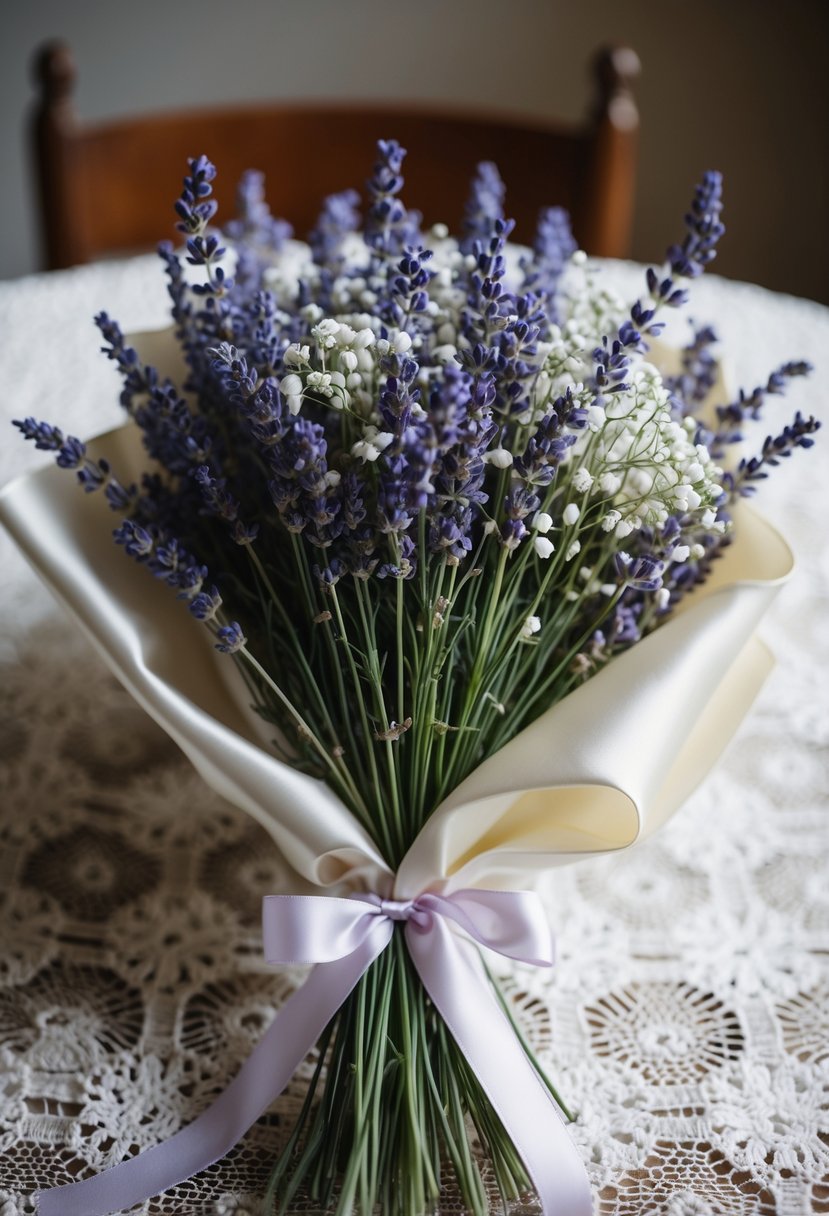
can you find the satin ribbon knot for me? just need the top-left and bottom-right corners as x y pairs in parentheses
(36, 886), (592, 1216)
(365, 893), (421, 922)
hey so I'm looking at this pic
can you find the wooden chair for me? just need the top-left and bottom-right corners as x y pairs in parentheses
(31, 41), (640, 271)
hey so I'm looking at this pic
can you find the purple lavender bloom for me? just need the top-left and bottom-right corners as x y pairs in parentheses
(513, 389), (587, 493)
(608, 600), (643, 646)
(309, 189), (361, 270)
(667, 171), (725, 280)
(522, 206), (577, 325)
(501, 486), (541, 551)
(628, 172), (727, 343)
(490, 299), (543, 417)
(189, 585), (223, 621)
(364, 140), (421, 259)
(665, 324), (719, 413)
(460, 162), (506, 255)
(726, 411), (821, 497)
(215, 622), (247, 653)
(113, 519), (154, 559)
(225, 170), (293, 291)
(714, 360), (813, 450)
(591, 320), (643, 400)
(13, 417), (135, 502)
(461, 218), (517, 347)
(174, 155), (218, 235)
(381, 246), (434, 330)
(194, 464), (239, 521)
(225, 170), (293, 250)
(376, 532), (416, 580)
(614, 552), (664, 591)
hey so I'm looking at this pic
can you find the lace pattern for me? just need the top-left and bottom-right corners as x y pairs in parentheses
(0, 257), (827, 1213)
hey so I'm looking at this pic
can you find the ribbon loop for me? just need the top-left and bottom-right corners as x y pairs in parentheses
(36, 885), (591, 1216)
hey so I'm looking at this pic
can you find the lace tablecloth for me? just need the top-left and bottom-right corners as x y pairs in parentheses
(0, 255), (827, 1215)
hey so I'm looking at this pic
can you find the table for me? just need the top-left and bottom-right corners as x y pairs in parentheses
(0, 254), (827, 1215)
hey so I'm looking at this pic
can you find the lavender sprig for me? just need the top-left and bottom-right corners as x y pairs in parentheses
(460, 161), (506, 255)
(725, 411), (821, 497)
(714, 360), (813, 450)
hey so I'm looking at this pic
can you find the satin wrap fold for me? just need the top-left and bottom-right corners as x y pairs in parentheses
(0, 383), (793, 1214)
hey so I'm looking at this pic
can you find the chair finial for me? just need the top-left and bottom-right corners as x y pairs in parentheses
(592, 45), (640, 133)
(33, 40), (76, 103)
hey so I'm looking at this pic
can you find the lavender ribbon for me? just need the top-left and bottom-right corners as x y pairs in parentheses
(36, 888), (592, 1216)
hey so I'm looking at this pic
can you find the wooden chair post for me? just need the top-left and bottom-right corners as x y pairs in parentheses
(32, 41), (85, 270)
(581, 45), (641, 258)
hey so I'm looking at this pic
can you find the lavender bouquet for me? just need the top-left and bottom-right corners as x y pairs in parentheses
(9, 144), (819, 1216)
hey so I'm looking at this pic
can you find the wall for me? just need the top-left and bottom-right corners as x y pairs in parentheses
(2, 0), (828, 303)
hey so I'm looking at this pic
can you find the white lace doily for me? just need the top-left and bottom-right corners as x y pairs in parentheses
(0, 255), (827, 1215)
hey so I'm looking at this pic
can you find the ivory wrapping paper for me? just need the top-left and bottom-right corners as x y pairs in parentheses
(0, 417), (793, 898)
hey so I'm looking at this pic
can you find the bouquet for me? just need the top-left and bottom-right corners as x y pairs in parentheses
(3, 142), (819, 1216)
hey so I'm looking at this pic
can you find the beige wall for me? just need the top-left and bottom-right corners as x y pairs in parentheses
(3, 0), (827, 302)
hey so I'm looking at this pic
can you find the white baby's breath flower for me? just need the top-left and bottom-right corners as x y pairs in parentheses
(532, 512), (553, 534)
(599, 471), (622, 495)
(485, 449), (513, 469)
(602, 510), (621, 532)
(280, 373), (303, 398)
(572, 467), (594, 493)
(306, 371), (334, 397)
(672, 545), (691, 563)
(565, 540), (581, 561)
(283, 344), (310, 368)
(352, 328), (375, 350)
(352, 439), (382, 463)
(533, 536), (555, 559)
(520, 615), (541, 638)
(563, 503), (580, 526)
(312, 318), (341, 349)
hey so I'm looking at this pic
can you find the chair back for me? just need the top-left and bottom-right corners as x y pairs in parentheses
(32, 42), (640, 270)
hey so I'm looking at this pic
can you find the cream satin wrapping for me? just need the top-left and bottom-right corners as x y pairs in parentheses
(0, 340), (793, 898)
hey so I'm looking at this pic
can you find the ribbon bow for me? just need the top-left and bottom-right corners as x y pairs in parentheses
(37, 888), (592, 1216)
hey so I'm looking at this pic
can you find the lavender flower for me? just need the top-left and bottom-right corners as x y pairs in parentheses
(522, 206), (577, 324)
(215, 622), (247, 653)
(726, 411), (821, 497)
(668, 170), (725, 280)
(714, 360), (813, 450)
(309, 189), (361, 271)
(364, 140), (421, 259)
(460, 162), (506, 254)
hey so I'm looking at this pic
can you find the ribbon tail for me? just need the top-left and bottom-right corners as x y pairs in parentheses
(36, 923), (391, 1216)
(406, 917), (593, 1216)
